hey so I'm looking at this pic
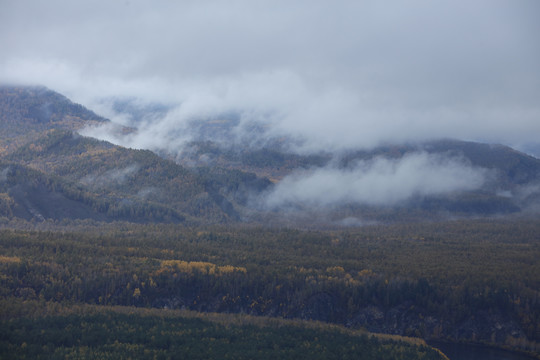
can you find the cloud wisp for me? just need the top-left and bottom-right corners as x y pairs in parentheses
(262, 152), (487, 209)
(80, 164), (140, 189)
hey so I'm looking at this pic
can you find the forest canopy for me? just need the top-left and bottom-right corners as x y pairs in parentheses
(0, 219), (539, 358)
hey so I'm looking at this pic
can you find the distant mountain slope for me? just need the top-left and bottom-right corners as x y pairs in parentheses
(0, 86), (272, 224)
(0, 162), (109, 222)
(423, 139), (540, 186)
(176, 138), (540, 222)
(2, 129), (244, 223)
(0, 85), (539, 226)
(177, 140), (331, 181)
(0, 85), (106, 153)
(339, 140), (540, 191)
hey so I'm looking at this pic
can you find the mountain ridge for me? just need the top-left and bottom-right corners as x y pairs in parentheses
(1, 85), (539, 226)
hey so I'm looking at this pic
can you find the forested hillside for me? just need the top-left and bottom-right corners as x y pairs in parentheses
(0, 86), (106, 153)
(2, 129), (225, 223)
(1, 85), (540, 225)
(0, 87), (271, 224)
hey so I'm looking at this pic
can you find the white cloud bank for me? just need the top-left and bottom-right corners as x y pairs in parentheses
(263, 153), (487, 208)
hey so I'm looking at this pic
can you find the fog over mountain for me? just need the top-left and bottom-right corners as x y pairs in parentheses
(2, 0), (539, 152)
(1, 1), (540, 214)
(263, 152), (488, 209)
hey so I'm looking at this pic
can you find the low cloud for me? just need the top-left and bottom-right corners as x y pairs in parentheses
(262, 152), (487, 209)
(0, 167), (10, 183)
(80, 164), (140, 188)
(2, 1), (540, 155)
(78, 66), (540, 156)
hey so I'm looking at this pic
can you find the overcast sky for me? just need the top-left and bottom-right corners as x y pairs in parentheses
(1, 0), (540, 153)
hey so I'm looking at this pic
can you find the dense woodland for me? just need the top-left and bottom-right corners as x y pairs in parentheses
(0, 302), (447, 360)
(0, 219), (539, 358)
